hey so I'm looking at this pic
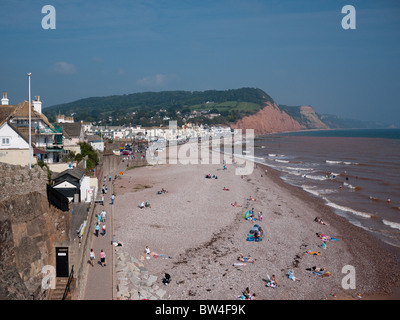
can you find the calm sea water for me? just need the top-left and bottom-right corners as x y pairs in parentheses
(253, 129), (400, 249)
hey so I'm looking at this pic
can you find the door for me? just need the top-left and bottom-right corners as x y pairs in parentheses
(56, 247), (69, 277)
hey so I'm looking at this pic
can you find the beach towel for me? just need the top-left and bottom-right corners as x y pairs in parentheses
(313, 271), (331, 277)
(306, 250), (321, 256)
(246, 235), (263, 242)
(236, 294), (254, 300)
(233, 262), (246, 266)
(319, 237), (339, 241)
(246, 235), (255, 241)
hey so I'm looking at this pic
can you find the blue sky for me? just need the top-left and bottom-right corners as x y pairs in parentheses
(1, 0), (399, 126)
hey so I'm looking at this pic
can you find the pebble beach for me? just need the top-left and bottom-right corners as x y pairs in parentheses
(112, 143), (400, 300)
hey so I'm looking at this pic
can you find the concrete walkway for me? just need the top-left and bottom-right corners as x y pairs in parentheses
(82, 161), (125, 300)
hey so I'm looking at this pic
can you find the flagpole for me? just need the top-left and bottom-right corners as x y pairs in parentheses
(27, 72), (32, 169)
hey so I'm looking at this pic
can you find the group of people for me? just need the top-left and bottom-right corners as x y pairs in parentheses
(157, 188), (168, 194)
(100, 193), (115, 206)
(89, 248), (107, 267)
(94, 209), (107, 237)
(249, 208), (263, 221)
(139, 201), (151, 208)
(205, 174), (218, 179)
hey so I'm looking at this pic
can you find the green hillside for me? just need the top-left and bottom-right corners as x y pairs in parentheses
(44, 88), (274, 127)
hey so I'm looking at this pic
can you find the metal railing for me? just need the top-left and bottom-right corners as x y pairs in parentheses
(62, 265), (74, 300)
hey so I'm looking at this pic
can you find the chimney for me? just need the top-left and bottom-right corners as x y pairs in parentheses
(1, 91), (9, 105)
(32, 95), (42, 114)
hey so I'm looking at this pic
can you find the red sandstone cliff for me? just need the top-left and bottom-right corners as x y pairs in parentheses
(231, 102), (305, 135)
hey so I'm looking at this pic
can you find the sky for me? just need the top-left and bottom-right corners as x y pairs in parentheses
(1, 0), (399, 126)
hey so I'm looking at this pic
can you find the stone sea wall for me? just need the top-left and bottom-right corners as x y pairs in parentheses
(0, 163), (48, 202)
(0, 163), (70, 300)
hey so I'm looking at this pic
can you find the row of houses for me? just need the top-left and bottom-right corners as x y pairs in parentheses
(0, 92), (104, 166)
(0, 92), (232, 205)
(0, 92), (104, 206)
(88, 122), (232, 144)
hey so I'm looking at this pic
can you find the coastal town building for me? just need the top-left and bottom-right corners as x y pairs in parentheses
(52, 167), (93, 203)
(56, 114), (75, 123)
(87, 123), (231, 146)
(86, 134), (104, 152)
(58, 122), (85, 156)
(0, 93), (63, 165)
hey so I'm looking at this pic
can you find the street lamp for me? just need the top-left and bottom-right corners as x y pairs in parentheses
(27, 72), (32, 169)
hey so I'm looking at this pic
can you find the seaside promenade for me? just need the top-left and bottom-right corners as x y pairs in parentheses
(82, 160), (126, 300)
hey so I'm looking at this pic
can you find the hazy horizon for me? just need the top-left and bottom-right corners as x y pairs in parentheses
(1, 1), (399, 126)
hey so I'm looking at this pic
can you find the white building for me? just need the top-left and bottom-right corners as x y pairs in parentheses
(86, 134), (104, 152)
(56, 114), (75, 123)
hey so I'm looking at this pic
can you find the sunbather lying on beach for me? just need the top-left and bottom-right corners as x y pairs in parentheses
(231, 202), (242, 207)
(307, 266), (326, 273)
(314, 217), (328, 225)
(287, 270), (300, 281)
(316, 232), (331, 240)
(316, 233), (339, 242)
(307, 267), (331, 277)
(238, 254), (255, 263)
(223, 187), (230, 191)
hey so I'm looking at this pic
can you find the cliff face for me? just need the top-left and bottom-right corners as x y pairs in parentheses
(231, 102), (305, 135)
(299, 106), (330, 129)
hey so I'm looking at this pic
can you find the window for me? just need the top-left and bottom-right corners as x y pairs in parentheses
(1, 137), (10, 145)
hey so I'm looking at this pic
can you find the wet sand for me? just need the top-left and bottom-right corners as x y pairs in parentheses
(112, 143), (400, 300)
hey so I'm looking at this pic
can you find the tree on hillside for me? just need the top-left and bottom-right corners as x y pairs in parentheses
(74, 142), (99, 172)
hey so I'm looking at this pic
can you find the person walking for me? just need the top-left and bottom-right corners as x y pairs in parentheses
(95, 222), (100, 237)
(101, 209), (106, 223)
(89, 249), (95, 267)
(102, 223), (106, 236)
(111, 194), (115, 205)
(100, 250), (106, 267)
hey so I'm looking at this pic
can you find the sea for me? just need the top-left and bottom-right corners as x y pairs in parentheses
(252, 128), (400, 249)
